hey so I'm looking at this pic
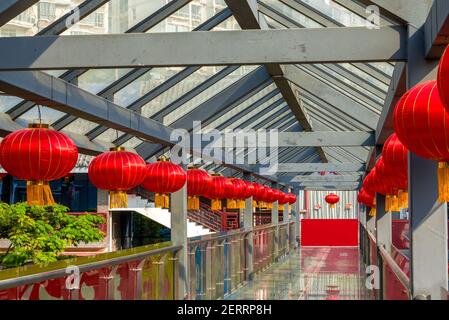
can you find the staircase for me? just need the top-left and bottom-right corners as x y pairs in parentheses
(110, 194), (214, 238)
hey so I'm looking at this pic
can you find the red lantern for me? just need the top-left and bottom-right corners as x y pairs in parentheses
(142, 156), (186, 209)
(252, 182), (268, 208)
(437, 44), (449, 112)
(264, 187), (276, 209)
(0, 123), (78, 205)
(325, 193), (340, 209)
(207, 173), (227, 211)
(286, 193), (297, 205)
(187, 166), (212, 210)
(382, 133), (409, 209)
(225, 178), (246, 209)
(394, 80), (449, 202)
(88, 147), (146, 208)
(358, 189), (376, 216)
(242, 180), (255, 200)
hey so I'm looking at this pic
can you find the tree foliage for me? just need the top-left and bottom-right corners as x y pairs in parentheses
(0, 202), (105, 268)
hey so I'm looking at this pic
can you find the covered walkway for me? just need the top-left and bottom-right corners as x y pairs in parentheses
(226, 248), (371, 300)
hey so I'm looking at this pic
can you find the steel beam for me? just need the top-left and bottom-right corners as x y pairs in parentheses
(0, 0), (38, 27)
(224, 0), (326, 162)
(136, 67), (273, 159)
(284, 65), (379, 129)
(17, 5), (227, 124)
(0, 70), (269, 177)
(278, 175), (361, 184)
(424, 0), (449, 58)
(255, 163), (365, 174)
(0, 111), (109, 155)
(357, 0), (434, 26)
(375, 62), (406, 144)
(0, 27), (407, 71)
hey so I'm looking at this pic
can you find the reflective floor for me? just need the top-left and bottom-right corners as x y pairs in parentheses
(225, 247), (373, 300)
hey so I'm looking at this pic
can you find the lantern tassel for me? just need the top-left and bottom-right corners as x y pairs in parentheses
(398, 189), (408, 209)
(253, 200), (258, 209)
(110, 190), (128, 209)
(227, 199), (237, 209)
(278, 205), (284, 211)
(155, 193), (170, 209)
(369, 207), (376, 217)
(27, 181), (55, 206)
(330, 204), (335, 209)
(188, 196), (200, 211)
(211, 199), (222, 211)
(437, 162), (449, 202)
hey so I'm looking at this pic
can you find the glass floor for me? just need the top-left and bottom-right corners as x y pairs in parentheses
(225, 247), (373, 300)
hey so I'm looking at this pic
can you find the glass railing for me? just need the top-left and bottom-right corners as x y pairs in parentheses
(0, 242), (181, 300)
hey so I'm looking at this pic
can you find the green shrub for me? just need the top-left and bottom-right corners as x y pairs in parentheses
(0, 202), (105, 268)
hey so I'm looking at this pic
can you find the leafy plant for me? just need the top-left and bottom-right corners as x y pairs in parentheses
(0, 202), (105, 268)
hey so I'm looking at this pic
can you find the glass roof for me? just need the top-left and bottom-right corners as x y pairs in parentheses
(0, 0), (401, 182)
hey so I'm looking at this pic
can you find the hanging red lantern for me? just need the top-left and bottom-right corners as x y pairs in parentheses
(187, 166), (212, 211)
(142, 156), (186, 209)
(264, 187), (276, 209)
(325, 193), (340, 209)
(242, 180), (255, 200)
(394, 80), (449, 202)
(286, 193), (297, 205)
(252, 182), (267, 209)
(437, 44), (449, 112)
(358, 188), (376, 216)
(206, 173), (227, 211)
(0, 124), (78, 206)
(88, 147), (146, 208)
(375, 157), (400, 212)
(224, 178), (247, 209)
(382, 133), (409, 209)
(277, 191), (288, 212)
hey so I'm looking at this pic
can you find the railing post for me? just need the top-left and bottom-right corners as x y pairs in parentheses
(271, 182), (279, 261)
(171, 183), (188, 300)
(375, 188), (389, 300)
(243, 173), (254, 280)
(292, 188), (301, 248)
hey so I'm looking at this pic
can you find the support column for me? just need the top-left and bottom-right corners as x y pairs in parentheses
(271, 182), (279, 259)
(97, 189), (114, 252)
(293, 188), (301, 248)
(376, 193), (391, 252)
(406, 7), (448, 299)
(171, 183), (188, 300)
(243, 173), (254, 280)
(409, 153), (448, 299)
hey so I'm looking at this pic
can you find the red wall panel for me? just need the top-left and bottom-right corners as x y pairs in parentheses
(301, 219), (359, 247)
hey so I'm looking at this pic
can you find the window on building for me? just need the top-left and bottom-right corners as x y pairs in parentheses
(191, 5), (201, 20)
(95, 13), (104, 27)
(38, 2), (56, 21)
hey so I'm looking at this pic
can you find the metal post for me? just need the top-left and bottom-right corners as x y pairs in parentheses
(293, 188), (301, 248)
(243, 173), (254, 280)
(171, 183), (188, 300)
(271, 182), (279, 260)
(406, 7), (448, 299)
(376, 193), (391, 252)
(408, 152), (448, 300)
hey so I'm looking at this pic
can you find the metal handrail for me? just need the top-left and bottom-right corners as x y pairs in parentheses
(378, 244), (411, 295)
(364, 225), (411, 296)
(0, 245), (182, 290)
(189, 228), (251, 245)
